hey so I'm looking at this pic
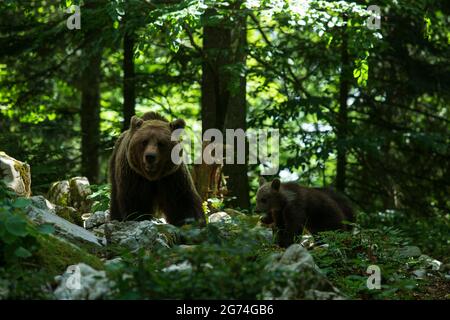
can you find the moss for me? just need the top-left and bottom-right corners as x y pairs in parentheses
(0, 234), (104, 299)
(34, 234), (104, 276)
(13, 161), (31, 196)
(68, 177), (93, 213)
(54, 206), (83, 226)
(48, 181), (70, 207)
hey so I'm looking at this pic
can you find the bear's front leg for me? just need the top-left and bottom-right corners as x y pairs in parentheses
(158, 166), (205, 226)
(160, 188), (205, 226)
(115, 171), (157, 221)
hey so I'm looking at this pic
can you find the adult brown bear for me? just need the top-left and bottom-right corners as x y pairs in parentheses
(256, 177), (354, 247)
(109, 112), (205, 226)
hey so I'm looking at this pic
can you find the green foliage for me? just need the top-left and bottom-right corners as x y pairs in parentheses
(87, 184), (111, 212)
(0, 0), (449, 300)
(0, 194), (39, 265)
(311, 225), (417, 299)
(0, 181), (104, 299)
(107, 215), (285, 299)
(358, 210), (450, 261)
(311, 209), (450, 300)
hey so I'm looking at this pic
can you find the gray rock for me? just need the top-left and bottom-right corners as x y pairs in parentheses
(418, 255), (442, 271)
(0, 152), (31, 197)
(48, 177), (93, 213)
(256, 227), (273, 243)
(84, 211), (110, 229)
(27, 196), (103, 247)
(68, 177), (92, 213)
(54, 263), (113, 300)
(29, 195), (82, 225)
(398, 246), (422, 258)
(105, 219), (178, 252)
(262, 244), (344, 300)
(269, 243), (317, 271)
(47, 180), (70, 206)
(104, 258), (123, 269)
(412, 269), (427, 279)
(162, 260), (193, 273)
(208, 211), (232, 224)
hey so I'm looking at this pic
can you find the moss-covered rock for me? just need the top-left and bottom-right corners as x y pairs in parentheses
(0, 151), (31, 197)
(35, 234), (104, 276)
(68, 177), (93, 213)
(105, 219), (179, 252)
(54, 206), (83, 226)
(28, 196), (104, 247)
(47, 177), (93, 214)
(48, 180), (70, 207)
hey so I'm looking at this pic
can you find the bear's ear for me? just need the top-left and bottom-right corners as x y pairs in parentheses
(259, 176), (266, 187)
(170, 119), (186, 131)
(271, 178), (281, 191)
(130, 116), (144, 130)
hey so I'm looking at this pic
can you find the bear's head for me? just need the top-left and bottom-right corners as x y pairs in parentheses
(126, 115), (185, 181)
(255, 177), (284, 224)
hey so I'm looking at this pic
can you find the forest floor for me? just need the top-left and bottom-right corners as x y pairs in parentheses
(0, 181), (449, 300)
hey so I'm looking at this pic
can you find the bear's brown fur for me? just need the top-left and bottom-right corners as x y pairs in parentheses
(109, 112), (205, 226)
(255, 178), (354, 247)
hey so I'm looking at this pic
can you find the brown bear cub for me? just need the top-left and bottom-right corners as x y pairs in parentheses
(256, 177), (354, 247)
(109, 111), (205, 226)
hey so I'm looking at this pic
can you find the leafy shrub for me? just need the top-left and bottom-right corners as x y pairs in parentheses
(87, 184), (111, 212)
(358, 210), (450, 261)
(311, 224), (422, 299)
(106, 216), (285, 299)
(0, 183), (54, 266)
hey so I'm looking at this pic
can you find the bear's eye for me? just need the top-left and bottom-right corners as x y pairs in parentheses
(157, 142), (165, 148)
(141, 140), (148, 147)
(260, 198), (267, 204)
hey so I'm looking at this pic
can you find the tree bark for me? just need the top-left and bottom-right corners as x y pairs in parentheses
(122, 27), (136, 131)
(201, 8), (250, 210)
(336, 22), (349, 193)
(80, 51), (102, 184)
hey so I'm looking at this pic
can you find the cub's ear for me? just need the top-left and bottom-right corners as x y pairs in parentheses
(130, 116), (143, 130)
(170, 119), (186, 131)
(259, 176), (267, 187)
(271, 178), (281, 191)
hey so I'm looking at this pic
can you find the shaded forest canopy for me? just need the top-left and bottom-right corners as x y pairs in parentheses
(0, 0), (449, 216)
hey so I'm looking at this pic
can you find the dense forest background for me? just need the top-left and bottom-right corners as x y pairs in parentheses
(0, 0), (449, 300)
(1, 0), (449, 214)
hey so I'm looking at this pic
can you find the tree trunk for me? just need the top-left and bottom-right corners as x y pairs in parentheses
(336, 22), (349, 193)
(80, 51), (102, 184)
(201, 8), (250, 210)
(122, 27), (136, 131)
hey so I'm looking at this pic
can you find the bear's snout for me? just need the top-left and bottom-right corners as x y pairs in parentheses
(145, 152), (157, 164)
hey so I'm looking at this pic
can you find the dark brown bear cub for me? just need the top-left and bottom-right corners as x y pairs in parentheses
(255, 178), (354, 247)
(109, 112), (205, 226)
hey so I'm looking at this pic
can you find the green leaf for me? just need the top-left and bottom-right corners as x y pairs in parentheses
(14, 246), (32, 258)
(12, 198), (31, 209)
(5, 215), (29, 237)
(37, 223), (55, 235)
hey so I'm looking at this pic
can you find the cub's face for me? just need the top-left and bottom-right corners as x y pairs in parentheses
(255, 178), (283, 224)
(127, 116), (185, 181)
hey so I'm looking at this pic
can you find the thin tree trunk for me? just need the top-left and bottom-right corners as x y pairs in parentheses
(201, 7), (250, 210)
(122, 29), (136, 131)
(201, 9), (230, 132)
(336, 22), (349, 193)
(80, 51), (102, 184)
(223, 14), (249, 210)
